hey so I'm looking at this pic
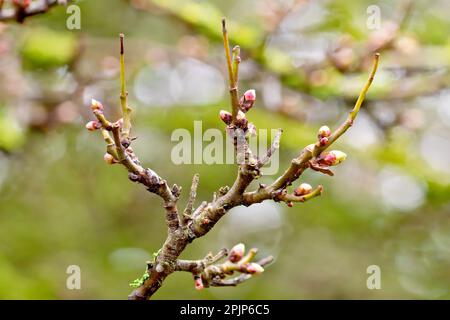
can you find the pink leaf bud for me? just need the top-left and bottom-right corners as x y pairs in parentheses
(103, 153), (117, 165)
(318, 125), (331, 138)
(220, 110), (232, 125)
(236, 110), (248, 129)
(229, 243), (245, 263)
(194, 276), (204, 290)
(246, 263), (264, 275)
(90, 99), (104, 112)
(319, 150), (347, 166)
(319, 137), (329, 146)
(240, 89), (256, 112)
(294, 183), (312, 196)
(244, 89), (256, 102)
(85, 120), (101, 131)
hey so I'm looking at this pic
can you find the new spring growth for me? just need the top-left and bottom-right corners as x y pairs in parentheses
(194, 275), (204, 290)
(240, 89), (256, 113)
(90, 99), (104, 112)
(235, 110), (248, 129)
(85, 121), (101, 131)
(220, 110), (233, 125)
(318, 125), (331, 146)
(318, 125), (331, 138)
(229, 243), (245, 263)
(318, 150), (347, 166)
(104, 153), (117, 165)
(294, 183), (313, 196)
(245, 263), (264, 275)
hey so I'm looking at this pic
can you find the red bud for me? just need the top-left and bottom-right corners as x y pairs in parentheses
(240, 89), (256, 112)
(318, 125), (331, 138)
(85, 121), (101, 131)
(194, 277), (204, 290)
(91, 99), (104, 112)
(236, 110), (248, 129)
(244, 89), (256, 102)
(319, 137), (328, 146)
(229, 243), (245, 263)
(246, 263), (264, 275)
(318, 150), (347, 166)
(220, 110), (232, 125)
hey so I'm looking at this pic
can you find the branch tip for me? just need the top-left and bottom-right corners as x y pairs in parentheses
(119, 33), (124, 55)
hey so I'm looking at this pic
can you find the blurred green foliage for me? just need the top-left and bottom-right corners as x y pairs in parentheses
(20, 28), (77, 69)
(0, 0), (449, 300)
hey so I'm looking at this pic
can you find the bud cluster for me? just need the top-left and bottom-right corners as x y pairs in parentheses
(220, 89), (257, 132)
(317, 125), (331, 146)
(228, 243), (264, 275)
(85, 121), (101, 131)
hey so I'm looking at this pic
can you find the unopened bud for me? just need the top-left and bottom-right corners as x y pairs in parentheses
(246, 263), (264, 275)
(220, 110), (232, 125)
(319, 137), (328, 146)
(85, 120), (101, 131)
(294, 183), (312, 196)
(319, 150), (347, 166)
(240, 89), (256, 112)
(318, 125), (331, 138)
(229, 243), (245, 263)
(103, 153), (117, 165)
(244, 89), (256, 102)
(194, 276), (204, 290)
(287, 201), (293, 207)
(91, 99), (104, 112)
(236, 110), (248, 129)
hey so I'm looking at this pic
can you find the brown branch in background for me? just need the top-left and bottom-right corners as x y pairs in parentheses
(86, 20), (380, 300)
(0, 0), (68, 23)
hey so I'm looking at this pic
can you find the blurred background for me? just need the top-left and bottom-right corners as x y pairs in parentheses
(0, 0), (449, 299)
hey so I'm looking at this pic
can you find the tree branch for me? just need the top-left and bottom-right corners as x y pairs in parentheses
(86, 22), (380, 300)
(0, 0), (66, 23)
